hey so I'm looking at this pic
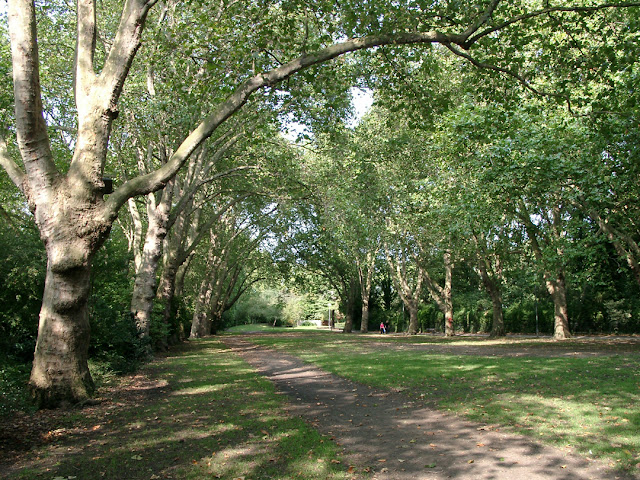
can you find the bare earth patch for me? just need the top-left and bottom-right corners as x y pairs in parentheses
(222, 335), (640, 480)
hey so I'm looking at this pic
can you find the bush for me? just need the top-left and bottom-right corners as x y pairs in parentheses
(0, 359), (35, 417)
(0, 222), (45, 362)
(88, 229), (147, 373)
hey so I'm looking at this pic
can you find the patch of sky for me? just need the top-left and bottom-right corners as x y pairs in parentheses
(281, 86), (373, 142)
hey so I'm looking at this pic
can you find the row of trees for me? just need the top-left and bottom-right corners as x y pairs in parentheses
(281, 88), (640, 339)
(1, 0), (640, 408)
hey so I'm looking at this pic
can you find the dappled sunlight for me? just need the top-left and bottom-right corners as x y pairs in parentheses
(198, 442), (271, 478)
(243, 332), (640, 470)
(171, 383), (227, 395)
(487, 392), (640, 463)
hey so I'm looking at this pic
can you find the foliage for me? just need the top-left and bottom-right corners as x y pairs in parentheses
(223, 284), (335, 328)
(88, 228), (147, 373)
(0, 219), (44, 361)
(0, 359), (35, 417)
(224, 286), (285, 327)
(2, 0), (640, 412)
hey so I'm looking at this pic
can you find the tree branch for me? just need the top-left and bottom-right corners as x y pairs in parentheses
(99, 0), (159, 113)
(74, 0), (97, 106)
(0, 133), (26, 191)
(460, 0), (502, 43)
(7, 0), (58, 191)
(443, 42), (571, 106)
(104, 30), (454, 217)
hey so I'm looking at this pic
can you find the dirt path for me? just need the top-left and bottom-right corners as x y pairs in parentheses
(222, 336), (638, 480)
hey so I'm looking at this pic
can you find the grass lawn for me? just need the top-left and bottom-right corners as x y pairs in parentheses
(245, 331), (640, 473)
(4, 338), (351, 480)
(224, 323), (344, 333)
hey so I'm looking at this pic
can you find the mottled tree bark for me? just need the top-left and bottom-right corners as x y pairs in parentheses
(357, 249), (377, 333)
(342, 277), (359, 333)
(520, 205), (571, 339)
(546, 272), (571, 340)
(129, 177), (174, 346)
(423, 250), (454, 336)
(473, 234), (505, 337)
(6, 0), (155, 407)
(385, 245), (424, 335)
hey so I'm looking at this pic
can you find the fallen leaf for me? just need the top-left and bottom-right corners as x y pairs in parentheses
(476, 443), (485, 447)
(131, 455), (143, 460)
(468, 459), (475, 464)
(378, 458), (387, 462)
(331, 459), (341, 464)
(398, 459), (405, 463)
(347, 466), (356, 473)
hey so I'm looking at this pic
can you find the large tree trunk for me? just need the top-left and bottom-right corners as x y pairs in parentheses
(191, 277), (214, 338)
(406, 301), (419, 335)
(30, 260), (95, 408)
(129, 189), (173, 346)
(342, 278), (358, 333)
(424, 250), (454, 336)
(5, 0), (156, 408)
(473, 233), (505, 337)
(478, 270), (504, 337)
(156, 253), (180, 347)
(128, 142), (175, 345)
(443, 251), (454, 336)
(191, 251), (226, 339)
(546, 271), (571, 339)
(385, 245), (424, 335)
(519, 205), (571, 340)
(361, 298), (370, 333)
(489, 288), (505, 337)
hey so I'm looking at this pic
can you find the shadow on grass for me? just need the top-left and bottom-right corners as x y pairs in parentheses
(247, 333), (640, 473)
(5, 340), (349, 480)
(226, 336), (640, 480)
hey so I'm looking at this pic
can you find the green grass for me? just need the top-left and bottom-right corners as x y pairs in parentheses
(245, 332), (640, 472)
(224, 322), (344, 333)
(6, 339), (352, 480)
